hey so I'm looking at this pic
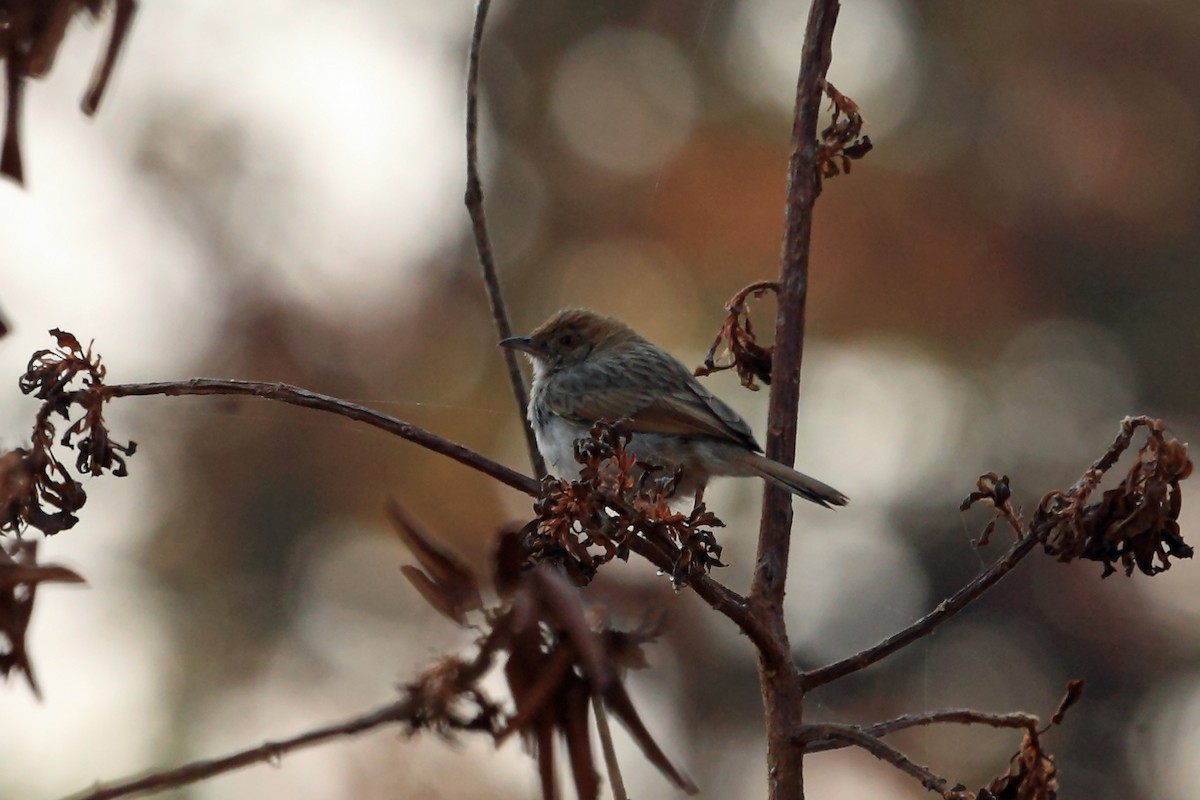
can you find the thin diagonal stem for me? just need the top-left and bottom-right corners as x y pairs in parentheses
(622, 536), (787, 670)
(799, 724), (966, 799)
(803, 531), (1040, 689)
(103, 379), (539, 496)
(63, 698), (416, 800)
(465, 0), (546, 478)
(803, 709), (1039, 753)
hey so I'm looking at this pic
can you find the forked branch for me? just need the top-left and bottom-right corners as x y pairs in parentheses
(799, 724), (967, 799)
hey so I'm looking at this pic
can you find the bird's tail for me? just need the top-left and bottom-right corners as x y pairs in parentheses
(743, 452), (848, 509)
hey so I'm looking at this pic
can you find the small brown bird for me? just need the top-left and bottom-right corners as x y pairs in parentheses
(501, 308), (847, 508)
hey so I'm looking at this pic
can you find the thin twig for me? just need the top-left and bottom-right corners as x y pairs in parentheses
(729, 280), (780, 310)
(63, 698), (416, 800)
(622, 535), (788, 671)
(803, 531), (1040, 689)
(103, 380), (540, 496)
(803, 709), (1039, 753)
(464, 0), (546, 478)
(798, 724), (967, 799)
(592, 693), (629, 800)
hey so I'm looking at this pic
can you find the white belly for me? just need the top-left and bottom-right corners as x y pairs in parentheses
(535, 415), (591, 478)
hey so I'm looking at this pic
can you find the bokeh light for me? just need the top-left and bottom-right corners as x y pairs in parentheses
(550, 28), (698, 175)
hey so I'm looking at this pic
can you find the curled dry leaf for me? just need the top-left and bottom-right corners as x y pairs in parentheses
(520, 421), (726, 588)
(960, 473), (1021, 547)
(6, 330), (136, 540)
(979, 731), (1058, 800)
(495, 563), (696, 798)
(392, 520), (695, 798)
(388, 499), (481, 626)
(977, 681), (1081, 800)
(694, 281), (778, 391)
(1037, 417), (1192, 577)
(0, 442), (85, 537)
(816, 81), (872, 184)
(964, 417), (1192, 578)
(0, 0), (137, 184)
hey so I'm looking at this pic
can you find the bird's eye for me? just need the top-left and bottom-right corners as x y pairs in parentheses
(558, 333), (578, 347)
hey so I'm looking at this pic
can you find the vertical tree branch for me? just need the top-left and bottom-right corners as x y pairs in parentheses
(750, 2), (841, 798)
(752, 0), (841, 606)
(465, 0), (547, 478)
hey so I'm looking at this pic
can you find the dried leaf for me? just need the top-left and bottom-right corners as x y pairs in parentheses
(563, 679), (600, 800)
(602, 681), (698, 794)
(981, 732), (1057, 800)
(1, 0), (138, 185)
(815, 81), (872, 184)
(694, 281), (778, 391)
(0, 539), (86, 697)
(520, 421), (727, 589)
(1037, 417), (1192, 577)
(388, 499), (481, 625)
(967, 418), (1192, 578)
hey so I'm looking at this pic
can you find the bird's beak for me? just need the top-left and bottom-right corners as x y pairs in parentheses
(498, 335), (547, 357)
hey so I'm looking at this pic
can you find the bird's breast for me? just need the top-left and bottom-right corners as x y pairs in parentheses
(533, 412), (590, 479)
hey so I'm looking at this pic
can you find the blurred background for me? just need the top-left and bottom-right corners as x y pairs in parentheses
(1, 0), (1198, 797)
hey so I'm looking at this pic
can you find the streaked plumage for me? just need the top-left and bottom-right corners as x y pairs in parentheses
(501, 308), (847, 508)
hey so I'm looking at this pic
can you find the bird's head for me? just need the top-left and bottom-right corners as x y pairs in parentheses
(500, 308), (639, 374)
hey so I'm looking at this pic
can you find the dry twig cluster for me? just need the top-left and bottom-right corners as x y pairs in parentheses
(962, 416), (1193, 577)
(521, 420), (725, 587)
(694, 280), (778, 391)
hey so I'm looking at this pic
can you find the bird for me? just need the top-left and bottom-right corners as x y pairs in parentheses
(500, 308), (847, 508)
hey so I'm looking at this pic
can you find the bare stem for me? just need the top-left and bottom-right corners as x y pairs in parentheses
(799, 724), (967, 799)
(62, 698), (416, 800)
(750, 1), (841, 797)
(752, 0), (841, 606)
(803, 531), (1040, 689)
(465, 0), (546, 478)
(622, 536), (788, 670)
(803, 709), (1040, 753)
(103, 379), (540, 496)
(592, 694), (629, 800)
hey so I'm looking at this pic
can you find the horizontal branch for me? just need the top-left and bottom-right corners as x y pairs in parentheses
(104, 380), (789, 667)
(803, 531), (1040, 689)
(103, 380), (540, 496)
(803, 708), (1039, 753)
(799, 723), (967, 799)
(64, 698), (416, 800)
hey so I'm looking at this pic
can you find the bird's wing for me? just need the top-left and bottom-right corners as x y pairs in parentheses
(677, 377), (761, 451)
(544, 355), (761, 451)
